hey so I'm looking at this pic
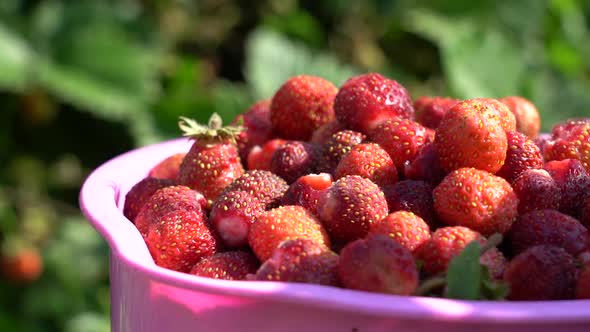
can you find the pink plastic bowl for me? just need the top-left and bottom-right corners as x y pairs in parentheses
(80, 137), (590, 332)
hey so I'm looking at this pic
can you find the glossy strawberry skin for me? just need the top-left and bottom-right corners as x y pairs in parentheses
(270, 141), (320, 184)
(544, 159), (590, 215)
(222, 170), (289, 209)
(233, 99), (273, 162)
(317, 175), (389, 243)
(247, 138), (287, 171)
(499, 96), (541, 139)
(280, 173), (333, 216)
(248, 205), (330, 262)
(433, 168), (518, 236)
(148, 153), (187, 180)
(382, 180), (436, 227)
(190, 251), (259, 280)
(544, 123), (590, 172)
(253, 239), (340, 286)
(512, 169), (561, 214)
(338, 234), (418, 295)
(209, 190), (264, 248)
(270, 75), (338, 141)
(334, 73), (414, 134)
(317, 130), (366, 175)
(123, 177), (176, 223)
(495, 130), (543, 182)
(504, 245), (577, 301)
(368, 211), (431, 253)
(413, 96), (458, 129)
(334, 143), (398, 187)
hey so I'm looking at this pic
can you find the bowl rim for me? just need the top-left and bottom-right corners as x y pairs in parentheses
(79, 137), (590, 324)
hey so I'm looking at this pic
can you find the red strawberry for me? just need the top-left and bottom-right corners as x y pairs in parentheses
(495, 130), (543, 182)
(403, 142), (447, 185)
(145, 209), (219, 272)
(253, 239), (340, 286)
(247, 138), (287, 171)
(123, 177), (176, 223)
(280, 173), (333, 216)
(334, 73), (414, 133)
(551, 118), (590, 138)
(310, 120), (345, 144)
(471, 98), (517, 131)
(148, 153), (187, 180)
(413, 96), (458, 129)
(576, 264), (590, 299)
(507, 209), (589, 256)
(382, 180), (436, 227)
(338, 234), (418, 295)
(433, 168), (518, 236)
(368, 118), (429, 172)
(434, 99), (509, 173)
(544, 159), (590, 215)
(270, 75), (338, 141)
(134, 185), (207, 237)
(190, 251), (259, 280)
(334, 143), (398, 186)
(414, 226), (504, 276)
(368, 211), (431, 253)
(233, 99), (273, 162)
(222, 170), (288, 209)
(270, 141), (320, 184)
(209, 190), (264, 248)
(504, 245), (577, 300)
(317, 175), (389, 243)
(317, 130), (366, 175)
(544, 123), (590, 172)
(533, 133), (552, 154)
(1, 247), (43, 283)
(177, 114), (245, 203)
(512, 169), (561, 214)
(499, 96), (541, 139)
(248, 205), (330, 262)
(579, 197), (590, 229)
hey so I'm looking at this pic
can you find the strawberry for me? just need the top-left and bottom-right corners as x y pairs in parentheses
(382, 180), (436, 227)
(338, 234), (418, 295)
(253, 239), (340, 286)
(507, 209), (589, 256)
(579, 197), (590, 229)
(368, 118), (429, 172)
(177, 113), (245, 203)
(544, 159), (590, 215)
(499, 96), (541, 139)
(247, 138), (286, 171)
(123, 177), (176, 223)
(551, 118), (590, 138)
(190, 251), (259, 280)
(334, 143), (398, 187)
(317, 175), (389, 243)
(233, 99), (273, 162)
(533, 133), (552, 154)
(503, 245), (577, 300)
(495, 130), (543, 182)
(576, 264), (590, 299)
(209, 190), (264, 248)
(544, 122), (590, 172)
(470, 98), (517, 131)
(248, 205), (330, 262)
(413, 96), (458, 129)
(433, 168), (518, 236)
(317, 130), (366, 175)
(403, 142), (446, 185)
(310, 120), (345, 144)
(434, 99), (509, 173)
(222, 170), (288, 209)
(148, 153), (187, 180)
(1, 247), (43, 283)
(270, 141), (320, 184)
(145, 209), (219, 272)
(134, 185), (207, 237)
(280, 173), (333, 216)
(368, 211), (431, 253)
(414, 226), (504, 276)
(334, 73), (414, 133)
(512, 169), (561, 214)
(270, 75), (338, 141)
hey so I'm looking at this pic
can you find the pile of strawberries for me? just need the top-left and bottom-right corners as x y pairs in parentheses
(123, 73), (590, 301)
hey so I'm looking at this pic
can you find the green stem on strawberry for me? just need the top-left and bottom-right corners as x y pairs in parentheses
(178, 113), (244, 146)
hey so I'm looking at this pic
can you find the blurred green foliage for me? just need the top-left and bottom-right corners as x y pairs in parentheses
(0, 0), (588, 331)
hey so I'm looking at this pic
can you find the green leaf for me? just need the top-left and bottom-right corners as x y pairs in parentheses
(445, 241), (482, 300)
(481, 266), (509, 300)
(0, 23), (33, 91)
(245, 28), (360, 100)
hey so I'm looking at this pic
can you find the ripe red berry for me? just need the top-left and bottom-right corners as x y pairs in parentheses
(310, 120), (345, 144)
(233, 99), (273, 162)
(248, 205), (330, 262)
(551, 118), (590, 139)
(382, 180), (436, 227)
(508, 209), (589, 256)
(190, 251), (259, 280)
(338, 234), (418, 295)
(579, 197), (590, 229)
(270, 75), (338, 141)
(280, 173), (333, 216)
(334, 73), (414, 133)
(1, 247), (43, 283)
(504, 245), (577, 301)
(499, 96), (541, 139)
(413, 96), (458, 129)
(403, 142), (446, 185)
(368, 211), (431, 253)
(495, 130), (543, 182)
(433, 168), (518, 236)
(576, 264), (590, 299)
(544, 123), (590, 172)
(123, 177), (177, 223)
(254, 239), (340, 286)
(222, 170), (288, 209)
(317, 130), (366, 175)
(544, 159), (590, 215)
(317, 175), (389, 243)
(270, 141), (320, 184)
(247, 138), (287, 171)
(148, 153), (187, 180)
(512, 169), (561, 214)
(334, 143), (398, 187)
